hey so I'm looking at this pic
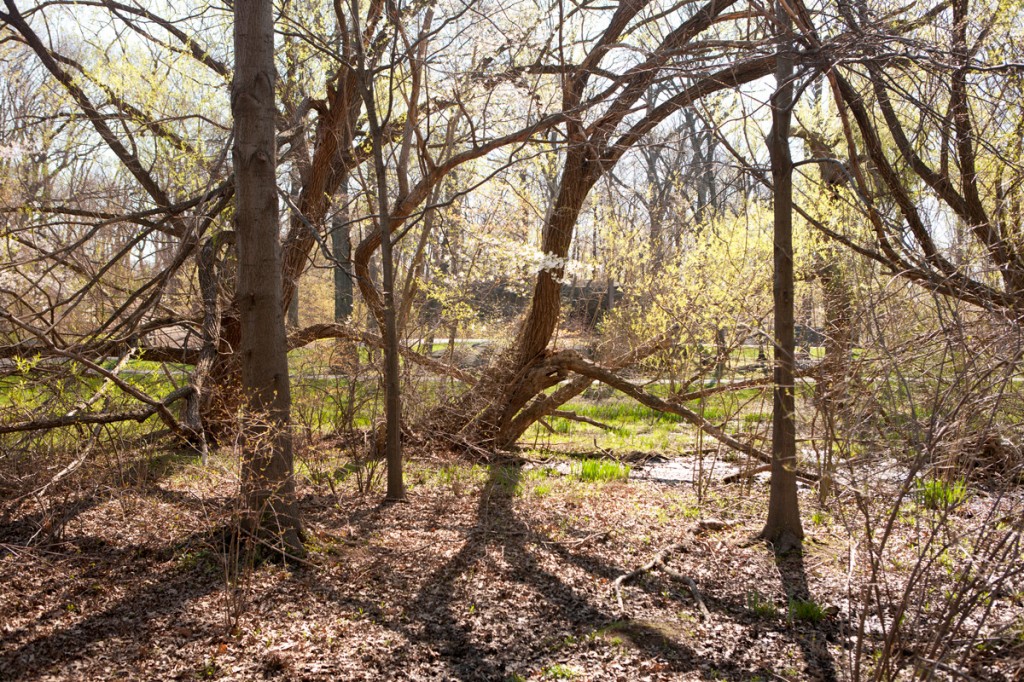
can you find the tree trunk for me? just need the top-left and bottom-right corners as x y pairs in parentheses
(184, 233), (233, 463)
(331, 177), (356, 371)
(203, 314), (242, 440)
(762, 3), (803, 550)
(453, 148), (600, 444)
(358, 53), (405, 501)
(515, 150), (598, 368)
(288, 286), (300, 328)
(232, 0), (302, 553)
(814, 255), (853, 497)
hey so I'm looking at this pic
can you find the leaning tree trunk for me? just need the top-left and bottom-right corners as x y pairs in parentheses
(447, 148), (601, 445)
(417, 1), (767, 449)
(232, 0), (302, 553)
(762, 3), (804, 550)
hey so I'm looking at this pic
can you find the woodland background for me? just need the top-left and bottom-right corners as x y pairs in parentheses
(1, 0), (1023, 679)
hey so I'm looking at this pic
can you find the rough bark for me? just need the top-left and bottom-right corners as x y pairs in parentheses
(331, 187), (356, 370)
(813, 255), (854, 497)
(183, 232), (233, 462)
(762, 4), (804, 550)
(815, 257), (853, 411)
(232, 0), (302, 553)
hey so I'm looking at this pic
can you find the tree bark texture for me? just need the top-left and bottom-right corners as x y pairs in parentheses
(183, 233), (233, 462)
(763, 2), (804, 549)
(331, 182), (357, 370)
(358, 45), (405, 501)
(232, 0), (302, 552)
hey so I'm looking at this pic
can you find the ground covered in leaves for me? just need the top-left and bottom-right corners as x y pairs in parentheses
(1, 447), (1022, 681)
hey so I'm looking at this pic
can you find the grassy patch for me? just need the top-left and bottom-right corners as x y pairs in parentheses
(914, 477), (968, 510)
(572, 458), (630, 482)
(788, 598), (827, 624)
(746, 590), (779, 618)
(543, 663), (577, 679)
(572, 402), (684, 424)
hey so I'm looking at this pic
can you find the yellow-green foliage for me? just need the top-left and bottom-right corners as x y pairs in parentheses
(599, 203), (786, 365)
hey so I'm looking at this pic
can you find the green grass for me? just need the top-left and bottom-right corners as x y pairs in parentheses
(570, 401), (685, 424)
(572, 458), (630, 482)
(543, 663), (577, 679)
(914, 477), (968, 510)
(746, 590), (779, 618)
(788, 598), (827, 623)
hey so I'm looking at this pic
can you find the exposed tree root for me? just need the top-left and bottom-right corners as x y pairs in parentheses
(612, 520), (731, 617)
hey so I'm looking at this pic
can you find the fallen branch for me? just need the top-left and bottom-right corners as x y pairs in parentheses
(722, 464), (772, 483)
(555, 351), (819, 481)
(612, 541), (688, 612)
(289, 322), (476, 385)
(612, 520), (730, 616)
(666, 569), (711, 620)
(0, 386), (192, 435)
(549, 409), (617, 431)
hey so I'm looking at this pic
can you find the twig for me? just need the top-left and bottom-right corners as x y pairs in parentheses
(612, 542), (688, 612)
(549, 409), (617, 431)
(66, 345), (137, 417)
(541, 531), (609, 549)
(611, 519), (733, 614)
(0, 386), (192, 435)
(663, 567), (712, 620)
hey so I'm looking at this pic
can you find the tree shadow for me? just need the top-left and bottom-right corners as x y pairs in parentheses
(774, 544), (840, 682)
(0, 525), (230, 681)
(0, 447), (208, 549)
(382, 462), (774, 680)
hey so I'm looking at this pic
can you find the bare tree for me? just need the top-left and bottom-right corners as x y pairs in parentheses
(791, 0), (1024, 318)
(432, 0), (775, 447)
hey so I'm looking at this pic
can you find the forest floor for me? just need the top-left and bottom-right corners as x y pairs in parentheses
(1, 445), (1022, 681)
